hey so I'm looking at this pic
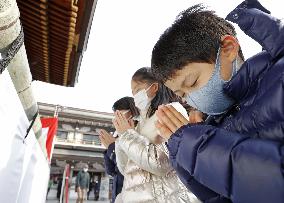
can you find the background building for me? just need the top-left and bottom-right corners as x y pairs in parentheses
(39, 102), (114, 200)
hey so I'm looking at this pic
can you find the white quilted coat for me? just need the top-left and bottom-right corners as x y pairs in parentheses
(115, 102), (201, 203)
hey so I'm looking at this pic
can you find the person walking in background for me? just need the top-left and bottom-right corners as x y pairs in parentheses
(56, 177), (63, 200)
(94, 179), (100, 201)
(87, 178), (93, 200)
(99, 96), (139, 203)
(46, 177), (53, 200)
(113, 67), (200, 203)
(76, 164), (90, 203)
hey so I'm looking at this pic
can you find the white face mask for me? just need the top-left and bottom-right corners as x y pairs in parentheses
(112, 131), (119, 138)
(83, 168), (88, 172)
(134, 84), (153, 111)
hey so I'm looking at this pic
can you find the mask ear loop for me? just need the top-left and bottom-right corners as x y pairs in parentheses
(215, 47), (222, 72)
(122, 110), (133, 121)
(145, 83), (159, 104)
(145, 83), (154, 92)
(134, 83), (154, 99)
(122, 110), (130, 115)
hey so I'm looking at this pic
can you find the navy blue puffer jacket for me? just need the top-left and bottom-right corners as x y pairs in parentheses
(103, 143), (124, 203)
(167, 1), (284, 203)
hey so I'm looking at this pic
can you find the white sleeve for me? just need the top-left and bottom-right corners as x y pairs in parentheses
(115, 140), (128, 176)
(116, 129), (173, 176)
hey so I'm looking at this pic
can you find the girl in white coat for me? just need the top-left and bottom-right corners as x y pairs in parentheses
(113, 67), (200, 203)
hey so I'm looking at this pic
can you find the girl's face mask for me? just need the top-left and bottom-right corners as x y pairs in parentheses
(133, 84), (153, 111)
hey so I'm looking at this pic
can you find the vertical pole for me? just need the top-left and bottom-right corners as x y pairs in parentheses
(60, 166), (66, 203)
(0, 0), (45, 156)
(98, 172), (110, 201)
(65, 164), (70, 203)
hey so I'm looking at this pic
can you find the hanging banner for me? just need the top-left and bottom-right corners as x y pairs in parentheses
(41, 117), (58, 162)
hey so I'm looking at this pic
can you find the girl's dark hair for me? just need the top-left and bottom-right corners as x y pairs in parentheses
(132, 67), (181, 118)
(112, 96), (140, 118)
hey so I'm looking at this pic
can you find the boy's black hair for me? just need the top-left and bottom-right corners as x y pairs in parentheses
(112, 96), (140, 118)
(132, 67), (180, 118)
(151, 4), (244, 82)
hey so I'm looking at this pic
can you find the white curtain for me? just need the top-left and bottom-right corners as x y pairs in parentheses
(0, 70), (50, 203)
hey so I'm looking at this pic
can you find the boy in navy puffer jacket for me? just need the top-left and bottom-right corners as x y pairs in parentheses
(151, 1), (284, 203)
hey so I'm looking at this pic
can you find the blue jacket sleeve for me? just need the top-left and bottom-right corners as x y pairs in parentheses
(103, 143), (117, 176)
(226, 0), (284, 59)
(168, 124), (284, 203)
(173, 159), (231, 203)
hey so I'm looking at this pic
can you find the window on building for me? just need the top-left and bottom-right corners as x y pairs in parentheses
(57, 130), (68, 140)
(83, 134), (101, 145)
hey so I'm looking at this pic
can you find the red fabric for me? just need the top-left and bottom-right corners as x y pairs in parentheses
(41, 118), (58, 162)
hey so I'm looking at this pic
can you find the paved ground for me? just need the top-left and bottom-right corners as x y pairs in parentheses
(46, 187), (110, 203)
(46, 186), (110, 203)
(46, 200), (109, 203)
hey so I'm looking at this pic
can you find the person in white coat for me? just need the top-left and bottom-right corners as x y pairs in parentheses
(113, 67), (200, 203)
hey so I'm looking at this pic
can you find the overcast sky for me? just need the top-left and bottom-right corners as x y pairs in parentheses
(32, 0), (282, 113)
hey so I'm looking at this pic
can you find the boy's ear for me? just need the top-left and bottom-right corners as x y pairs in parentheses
(152, 82), (159, 92)
(220, 35), (240, 62)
